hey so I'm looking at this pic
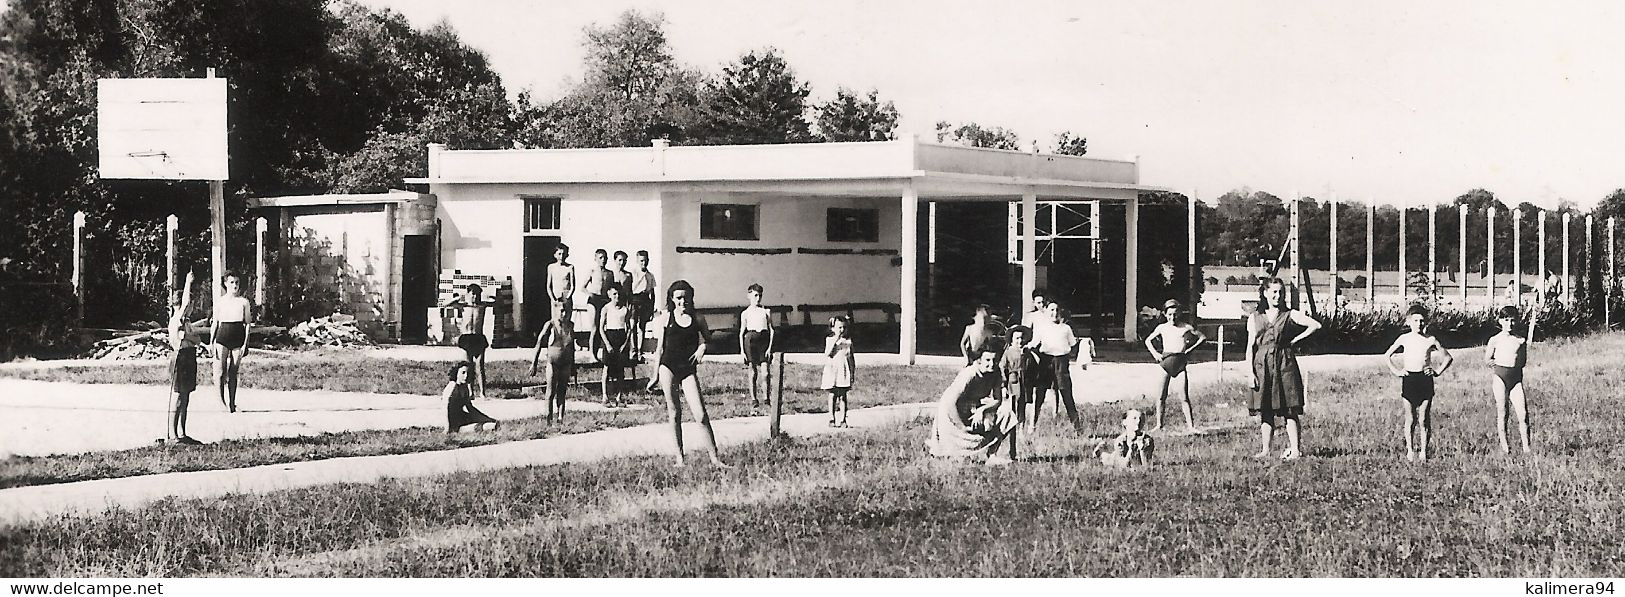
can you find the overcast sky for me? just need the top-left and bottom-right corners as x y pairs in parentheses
(358, 0), (1625, 210)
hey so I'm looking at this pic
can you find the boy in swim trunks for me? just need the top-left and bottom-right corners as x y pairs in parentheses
(629, 250), (657, 363)
(547, 244), (576, 318)
(738, 284), (775, 413)
(1485, 305), (1532, 454)
(1383, 304), (1454, 461)
(597, 285), (634, 407)
(960, 304), (1005, 366)
(582, 248), (614, 346)
(531, 306), (575, 424)
(1144, 298), (1207, 432)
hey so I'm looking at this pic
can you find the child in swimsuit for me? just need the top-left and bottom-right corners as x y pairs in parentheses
(738, 283), (775, 414)
(598, 285), (633, 407)
(445, 362), (499, 433)
(547, 244), (576, 315)
(1383, 304), (1454, 461)
(651, 280), (727, 467)
(1144, 298), (1207, 432)
(960, 304), (1005, 366)
(582, 248), (613, 341)
(531, 307), (575, 423)
(821, 316), (856, 427)
(1485, 305), (1532, 454)
(629, 250), (657, 363)
(211, 272), (253, 414)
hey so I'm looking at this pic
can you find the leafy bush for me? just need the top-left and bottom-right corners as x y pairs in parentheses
(1298, 300), (1598, 354)
(0, 282), (83, 361)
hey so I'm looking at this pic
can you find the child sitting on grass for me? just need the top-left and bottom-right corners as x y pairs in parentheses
(821, 316), (855, 427)
(531, 307), (575, 424)
(1383, 304), (1454, 461)
(444, 362), (498, 433)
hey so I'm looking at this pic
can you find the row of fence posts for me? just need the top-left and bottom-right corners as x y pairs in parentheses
(69, 211), (269, 328)
(1193, 196), (1620, 382)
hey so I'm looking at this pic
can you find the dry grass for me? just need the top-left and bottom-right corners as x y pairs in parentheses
(3, 334), (1623, 577)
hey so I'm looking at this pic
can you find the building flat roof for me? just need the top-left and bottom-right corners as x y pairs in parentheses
(405, 136), (1162, 198)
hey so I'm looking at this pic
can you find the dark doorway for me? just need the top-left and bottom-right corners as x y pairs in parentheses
(401, 235), (435, 343)
(522, 235), (561, 346)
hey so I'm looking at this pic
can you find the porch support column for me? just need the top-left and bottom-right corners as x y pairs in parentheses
(900, 182), (919, 365)
(1020, 190), (1038, 318)
(1124, 193), (1140, 340)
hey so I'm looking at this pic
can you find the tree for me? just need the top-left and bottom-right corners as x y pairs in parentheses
(812, 87), (898, 142)
(690, 48), (812, 145)
(522, 10), (703, 148)
(1596, 189), (1625, 222)
(1052, 131), (1087, 156)
(934, 121), (1020, 150)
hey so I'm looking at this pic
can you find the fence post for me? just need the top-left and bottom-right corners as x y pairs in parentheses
(770, 351), (785, 438)
(1487, 207), (1497, 304)
(1562, 212), (1572, 305)
(1366, 201), (1375, 304)
(1610, 217), (1617, 330)
(1458, 204), (1468, 308)
(1512, 208), (1522, 306)
(166, 214), (177, 298)
(1216, 324), (1225, 382)
(1399, 198), (1408, 303)
(1427, 201), (1437, 296)
(255, 217), (268, 309)
(73, 211), (86, 327)
(1537, 210), (1548, 305)
(1329, 194), (1338, 315)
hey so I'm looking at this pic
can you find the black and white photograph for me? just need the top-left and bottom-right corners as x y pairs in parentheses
(2, 0), (1624, 587)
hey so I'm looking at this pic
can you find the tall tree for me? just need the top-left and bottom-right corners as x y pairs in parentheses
(812, 87), (898, 142)
(934, 121), (1020, 150)
(522, 9), (702, 148)
(1052, 130), (1088, 156)
(691, 48), (812, 145)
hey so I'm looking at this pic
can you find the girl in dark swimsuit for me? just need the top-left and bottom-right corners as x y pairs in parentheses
(650, 280), (728, 467)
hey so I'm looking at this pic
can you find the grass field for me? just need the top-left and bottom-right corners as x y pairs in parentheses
(0, 361), (948, 489)
(4, 333), (1624, 577)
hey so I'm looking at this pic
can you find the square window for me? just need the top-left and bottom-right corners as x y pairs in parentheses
(700, 204), (759, 240)
(827, 208), (879, 242)
(523, 196), (561, 232)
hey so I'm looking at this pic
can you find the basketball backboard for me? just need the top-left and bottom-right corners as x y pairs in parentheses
(97, 77), (228, 181)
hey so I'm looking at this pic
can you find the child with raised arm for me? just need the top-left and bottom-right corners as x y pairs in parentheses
(960, 304), (1005, 366)
(1486, 305), (1532, 454)
(738, 283), (775, 414)
(1144, 298), (1207, 432)
(164, 271), (204, 445)
(1383, 304), (1454, 461)
(531, 306), (574, 424)
(821, 316), (856, 427)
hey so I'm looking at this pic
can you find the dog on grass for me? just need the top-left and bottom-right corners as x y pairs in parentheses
(1094, 409), (1155, 468)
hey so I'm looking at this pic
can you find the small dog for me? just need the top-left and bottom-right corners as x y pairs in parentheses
(1094, 409), (1155, 468)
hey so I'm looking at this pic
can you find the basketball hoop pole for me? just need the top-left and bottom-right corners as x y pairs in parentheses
(206, 68), (226, 301)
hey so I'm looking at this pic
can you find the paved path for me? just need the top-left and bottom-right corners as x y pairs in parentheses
(0, 351), (1396, 526)
(0, 403), (933, 526)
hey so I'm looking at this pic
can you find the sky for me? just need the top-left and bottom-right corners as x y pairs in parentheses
(357, 0), (1625, 210)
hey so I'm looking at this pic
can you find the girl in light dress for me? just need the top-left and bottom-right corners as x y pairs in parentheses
(821, 316), (855, 427)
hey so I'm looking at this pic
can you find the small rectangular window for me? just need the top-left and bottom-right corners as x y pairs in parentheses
(827, 208), (880, 242)
(700, 203), (759, 240)
(523, 196), (561, 232)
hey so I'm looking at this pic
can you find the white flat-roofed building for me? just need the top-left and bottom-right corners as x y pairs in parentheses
(406, 135), (1161, 362)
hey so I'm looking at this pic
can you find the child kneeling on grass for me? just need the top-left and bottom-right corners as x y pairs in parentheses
(445, 362), (498, 433)
(1383, 304), (1453, 461)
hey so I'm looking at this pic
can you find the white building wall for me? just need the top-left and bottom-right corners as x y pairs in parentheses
(434, 183), (664, 329)
(665, 192), (903, 321)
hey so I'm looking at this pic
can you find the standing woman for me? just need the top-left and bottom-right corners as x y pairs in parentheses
(211, 272), (253, 413)
(649, 280), (728, 467)
(1244, 277), (1321, 460)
